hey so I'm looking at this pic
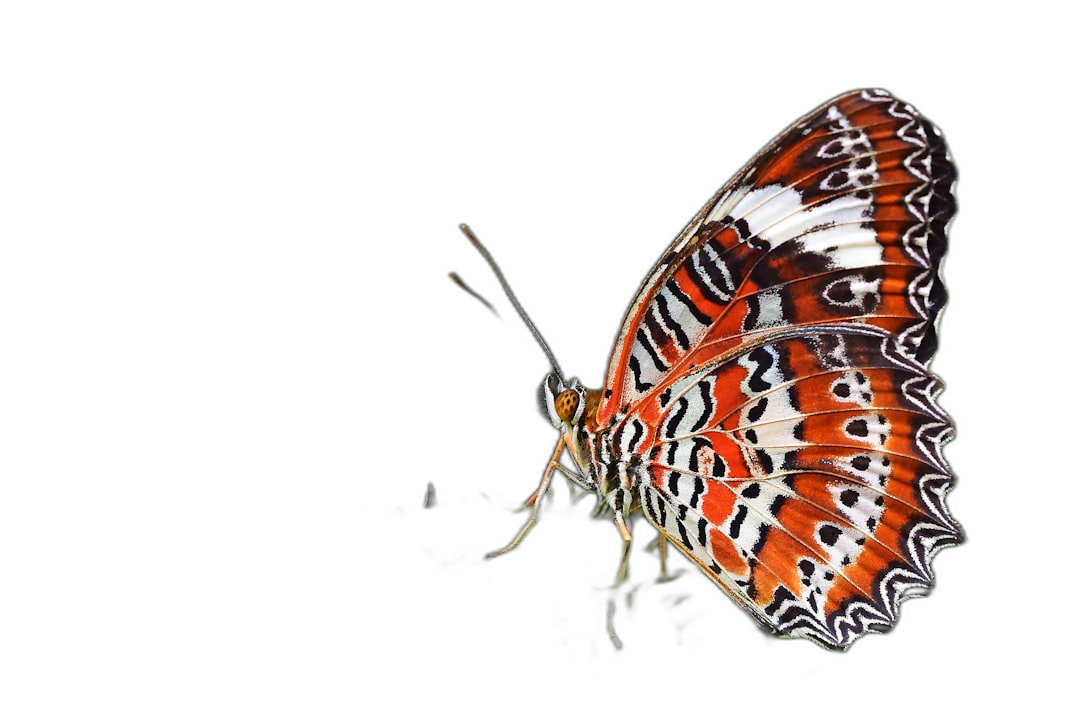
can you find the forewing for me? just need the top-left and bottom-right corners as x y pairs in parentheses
(597, 88), (954, 425)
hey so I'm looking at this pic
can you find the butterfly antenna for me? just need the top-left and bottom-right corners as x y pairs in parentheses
(458, 223), (565, 383)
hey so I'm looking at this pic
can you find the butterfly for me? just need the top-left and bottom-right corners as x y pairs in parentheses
(459, 88), (961, 649)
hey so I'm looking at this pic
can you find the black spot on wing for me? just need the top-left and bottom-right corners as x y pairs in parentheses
(746, 348), (775, 393)
(687, 438), (704, 474)
(846, 419), (869, 438)
(684, 244), (732, 306)
(665, 441), (678, 465)
(752, 522), (771, 555)
(729, 504), (748, 539)
(742, 293), (761, 331)
(818, 524), (841, 546)
(676, 519), (693, 549)
(628, 355), (652, 393)
(635, 329), (668, 373)
(747, 397), (768, 423)
(668, 281), (712, 327)
(770, 495), (788, 517)
(655, 293), (690, 350)
(764, 585), (796, 617)
(690, 380), (713, 432)
(664, 398), (688, 438)
(689, 477), (704, 508)
(627, 419), (644, 453)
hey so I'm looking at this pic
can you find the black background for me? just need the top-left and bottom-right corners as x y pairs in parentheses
(371, 69), (1019, 677)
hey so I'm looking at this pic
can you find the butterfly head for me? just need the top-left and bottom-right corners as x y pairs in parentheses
(539, 374), (601, 487)
(539, 373), (587, 429)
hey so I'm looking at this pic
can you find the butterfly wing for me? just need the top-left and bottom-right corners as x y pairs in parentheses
(598, 89), (960, 648)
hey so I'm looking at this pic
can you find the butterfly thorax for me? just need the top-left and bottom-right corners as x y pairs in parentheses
(540, 375), (639, 520)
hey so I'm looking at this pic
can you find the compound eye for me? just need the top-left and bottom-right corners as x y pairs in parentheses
(554, 389), (580, 423)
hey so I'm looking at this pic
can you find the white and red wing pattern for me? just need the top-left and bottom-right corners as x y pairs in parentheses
(470, 88), (961, 648)
(590, 89), (960, 648)
(599, 88), (952, 416)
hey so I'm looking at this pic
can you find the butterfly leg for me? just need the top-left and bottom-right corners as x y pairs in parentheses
(486, 437), (565, 559)
(655, 535), (685, 583)
(519, 462), (584, 510)
(609, 511), (630, 651)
